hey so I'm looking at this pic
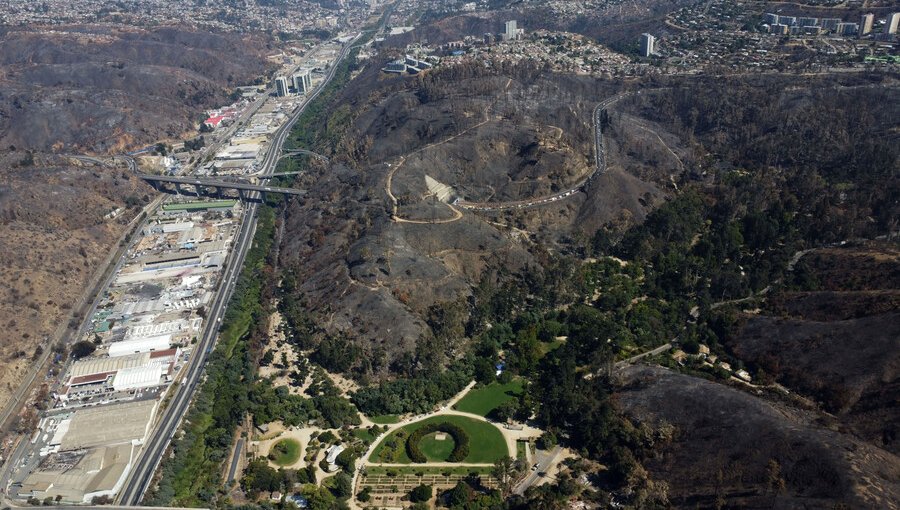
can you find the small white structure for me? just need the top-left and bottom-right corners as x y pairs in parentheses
(325, 444), (345, 472)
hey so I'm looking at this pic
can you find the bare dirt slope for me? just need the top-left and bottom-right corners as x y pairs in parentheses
(0, 24), (272, 152)
(0, 24), (273, 413)
(280, 62), (682, 369)
(618, 365), (900, 509)
(730, 242), (900, 456)
(0, 154), (152, 410)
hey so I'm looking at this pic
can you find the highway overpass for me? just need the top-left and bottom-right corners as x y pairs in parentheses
(138, 174), (305, 199)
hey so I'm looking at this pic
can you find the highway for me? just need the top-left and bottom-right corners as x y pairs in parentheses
(138, 173), (306, 196)
(116, 32), (360, 505)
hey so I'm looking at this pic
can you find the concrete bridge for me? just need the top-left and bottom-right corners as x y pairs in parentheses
(138, 174), (305, 201)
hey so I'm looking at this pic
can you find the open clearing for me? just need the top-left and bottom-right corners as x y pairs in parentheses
(269, 438), (302, 466)
(419, 432), (456, 461)
(369, 414), (400, 424)
(371, 415), (508, 464)
(452, 380), (524, 417)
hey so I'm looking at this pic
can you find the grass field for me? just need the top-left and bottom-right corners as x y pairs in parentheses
(371, 415), (508, 464)
(453, 380), (524, 417)
(516, 441), (527, 460)
(369, 414), (400, 424)
(419, 432), (456, 461)
(269, 438), (301, 466)
(352, 427), (380, 444)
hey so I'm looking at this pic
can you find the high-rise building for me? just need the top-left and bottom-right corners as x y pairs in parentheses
(640, 33), (655, 57)
(860, 13), (874, 35)
(837, 22), (859, 36)
(275, 76), (289, 97)
(504, 20), (517, 41)
(798, 17), (819, 27)
(821, 18), (841, 31)
(293, 70), (312, 94)
(764, 13), (779, 24)
(885, 12), (900, 34)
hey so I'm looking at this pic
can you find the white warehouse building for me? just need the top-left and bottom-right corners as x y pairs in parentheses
(107, 334), (172, 357)
(111, 364), (165, 392)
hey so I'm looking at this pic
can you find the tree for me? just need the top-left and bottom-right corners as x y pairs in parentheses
(491, 399), (519, 423)
(242, 460), (282, 496)
(444, 481), (472, 507)
(492, 456), (522, 497)
(332, 472), (352, 498)
(409, 483), (432, 503)
(70, 340), (96, 359)
(536, 431), (557, 450)
(473, 357), (496, 384)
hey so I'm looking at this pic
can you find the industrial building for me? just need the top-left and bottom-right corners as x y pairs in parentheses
(19, 443), (137, 503)
(111, 365), (166, 392)
(59, 400), (159, 451)
(19, 400), (160, 503)
(69, 352), (151, 381)
(107, 334), (172, 357)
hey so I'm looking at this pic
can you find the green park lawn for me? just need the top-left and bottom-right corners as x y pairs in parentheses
(269, 438), (301, 466)
(453, 379), (524, 417)
(352, 426), (381, 444)
(371, 415), (508, 464)
(369, 414), (400, 424)
(418, 432), (457, 461)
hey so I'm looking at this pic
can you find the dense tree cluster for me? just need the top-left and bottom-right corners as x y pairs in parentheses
(144, 207), (278, 507)
(351, 359), (472, 415)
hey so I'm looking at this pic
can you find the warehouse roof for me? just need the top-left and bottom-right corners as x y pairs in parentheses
(111, 365), (164, 392)
(20, 443), (134, 503)
(60, 400), (157, 451)
(69, 353), (151, 380)
(107, 334), (172, 357)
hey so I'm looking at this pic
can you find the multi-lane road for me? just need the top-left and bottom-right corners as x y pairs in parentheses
(137, 173), (306, 196)
(116, 33), (360, 505)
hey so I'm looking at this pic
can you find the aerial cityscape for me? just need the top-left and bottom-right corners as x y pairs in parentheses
(0, 0), (897, 509)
